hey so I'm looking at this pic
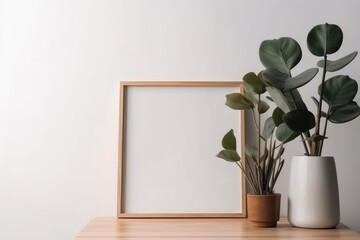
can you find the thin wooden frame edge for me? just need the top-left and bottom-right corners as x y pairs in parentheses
(117, 213), (245, 219)
(118, 81), (246, 218)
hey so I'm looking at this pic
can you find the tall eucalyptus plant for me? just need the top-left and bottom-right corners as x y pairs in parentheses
(260, 23), (360, 156)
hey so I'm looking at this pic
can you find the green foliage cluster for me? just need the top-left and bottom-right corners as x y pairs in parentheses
(217, 72), (286, 195)
(260, 23), (360, 156)
(217, 23), (360, 195)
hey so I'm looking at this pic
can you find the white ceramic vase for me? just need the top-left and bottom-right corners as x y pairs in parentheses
(288, 156), (340, 228)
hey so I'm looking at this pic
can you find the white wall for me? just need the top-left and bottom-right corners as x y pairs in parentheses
(0, 0), (359, 239)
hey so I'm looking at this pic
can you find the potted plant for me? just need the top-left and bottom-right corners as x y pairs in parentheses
(259, 23), (360, 228)
(217, 72), (293, 227)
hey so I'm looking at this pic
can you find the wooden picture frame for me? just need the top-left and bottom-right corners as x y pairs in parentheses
(118, 81), (246, 218)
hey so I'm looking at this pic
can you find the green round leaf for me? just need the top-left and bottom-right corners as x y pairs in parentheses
(329, 101), (360, 123)
(225, 93), (254, 110)
(286, 89), (308, 111)
(262, 68), (318, 92)
(266, 86), (291, 113)
(275, 123), (300, 143)
(243, 72), (266, 94)
(221, 129), (237, 150)
(317, 51), (358, 72)
(258, 100), (270, 114)
(216, 149), (240, 162)
(242, 91), (255, 105)
(261, 117), (275, 140)
(283, 68), (318, 91)
(262, 68), (289, 91)
(245, 145), (258, 158)
(319, 75), (358, 108)
(283, 109), (315, 132)
(259, 37), (302, 75)
(272, 107), (284, 126)
(307, 23), (343, 56)
(266, 87), (304, 113)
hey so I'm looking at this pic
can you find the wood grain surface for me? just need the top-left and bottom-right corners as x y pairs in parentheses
(75, 217), (360, 239)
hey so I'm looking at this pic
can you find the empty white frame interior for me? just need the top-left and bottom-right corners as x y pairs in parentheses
(118, 81), (245, 218)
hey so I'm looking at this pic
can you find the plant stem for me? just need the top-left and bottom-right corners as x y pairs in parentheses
(245, 156), (259, 194)
(314, 54), (328, 156)
(267, 138), (275, 194)
(251, 109), (266, 141)
(236, 161), (257, 194)
(319, 115), (330, 155)
(300, 133), (310, 155)
(257, 94), (262, 195)
(251, 109), (258, 132)
(244, 158), (258, 194)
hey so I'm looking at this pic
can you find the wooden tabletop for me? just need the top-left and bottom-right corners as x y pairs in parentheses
(75, 217), (360, 240)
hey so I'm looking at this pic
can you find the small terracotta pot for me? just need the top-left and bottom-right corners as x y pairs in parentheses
(247, 193), (281, 228)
